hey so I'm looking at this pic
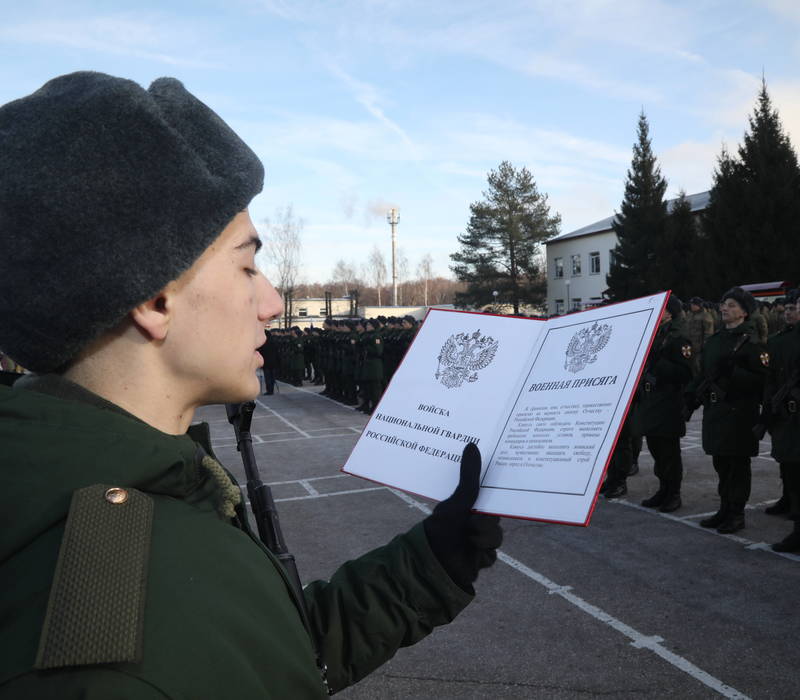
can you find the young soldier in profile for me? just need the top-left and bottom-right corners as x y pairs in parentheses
(0, 72), (501, 698)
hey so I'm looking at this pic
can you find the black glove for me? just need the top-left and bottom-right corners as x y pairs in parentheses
(423, 442), (503, 593)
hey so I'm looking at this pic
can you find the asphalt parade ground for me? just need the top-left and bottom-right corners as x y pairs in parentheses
(196, 381), (800, 700)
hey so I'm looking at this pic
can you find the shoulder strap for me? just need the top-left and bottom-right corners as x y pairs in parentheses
(35, 484), (153, 669)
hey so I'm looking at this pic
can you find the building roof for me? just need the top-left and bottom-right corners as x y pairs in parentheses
(546, 190), (710, 245)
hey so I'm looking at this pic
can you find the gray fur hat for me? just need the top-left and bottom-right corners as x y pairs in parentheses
(720, 287), (757, 316)
(0, 71), (264, 372)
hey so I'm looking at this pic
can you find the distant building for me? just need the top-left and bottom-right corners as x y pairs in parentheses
(545, 191), (709, 316)
(267, 296), (455, 329)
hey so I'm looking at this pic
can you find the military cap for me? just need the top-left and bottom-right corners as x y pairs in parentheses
(0, 71), (264, 372)
(689, 296), (704, 306)
(720, 287), (757, 316)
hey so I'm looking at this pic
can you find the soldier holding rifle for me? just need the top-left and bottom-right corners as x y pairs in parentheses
(0, 72), (501, 698)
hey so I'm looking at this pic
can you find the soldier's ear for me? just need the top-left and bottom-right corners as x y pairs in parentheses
(130, 286), (175, 341)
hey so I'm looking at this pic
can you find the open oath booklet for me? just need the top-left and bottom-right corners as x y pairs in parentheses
(342, 292), (669, 526)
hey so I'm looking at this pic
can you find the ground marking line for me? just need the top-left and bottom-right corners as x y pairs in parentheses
(267, 474), (350, 486)
(212, 433), (357, 447)
(385, 488), (750, 699)
(611, 498), (800, 559)
(299, 479), (320, 497)
(273, 486), (386, 503)
(255, 398), (312, 438)
(273, 381), (361, 411)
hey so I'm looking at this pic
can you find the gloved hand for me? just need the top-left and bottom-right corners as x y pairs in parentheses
(423, 442), (503, 593)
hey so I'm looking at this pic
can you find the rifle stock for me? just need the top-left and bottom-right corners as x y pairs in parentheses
(225, 401), (328, 688)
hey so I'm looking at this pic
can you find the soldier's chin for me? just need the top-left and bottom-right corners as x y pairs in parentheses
(207, 378), (261, 406)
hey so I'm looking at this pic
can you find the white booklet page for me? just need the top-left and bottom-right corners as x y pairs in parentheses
(342, 293), (668, 525)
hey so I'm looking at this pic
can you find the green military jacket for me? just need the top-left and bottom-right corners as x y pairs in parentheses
(765, 324), (800, 462)
(685, 309), (714, 352)
(631, 318), (693, 437)
(359, 331), (384, 382)
(0, 377), (472, 699)
(290, 333), (305, 373)
(687, 321), (768, 457)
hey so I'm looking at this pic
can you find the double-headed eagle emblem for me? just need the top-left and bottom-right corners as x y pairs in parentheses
(564, 321), (612, 373)
(436, 329), (499, 388)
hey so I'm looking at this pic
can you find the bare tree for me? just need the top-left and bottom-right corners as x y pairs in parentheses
(417, 253), (434, 306)
(365, 246), (388, 306)
(261, 205), (303, 326)
(396, 248), (409, 305)
(330, 259), (361, 297)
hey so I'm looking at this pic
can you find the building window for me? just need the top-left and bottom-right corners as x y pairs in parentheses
(554, 257), (564, 278)
(555, 299), (565, 315)
(571, 297), (582, 312)
(571, 254), (581, 276)
(590, 251), (600, 274)
(319, 308), (327, 316)
(298, 308), (308, 317)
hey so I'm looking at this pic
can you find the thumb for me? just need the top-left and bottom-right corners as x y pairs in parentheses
(445, 442), (481, 510)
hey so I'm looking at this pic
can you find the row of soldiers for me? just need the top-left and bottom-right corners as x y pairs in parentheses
(602, 287), (800, 553)
(260, 316), (419, 414)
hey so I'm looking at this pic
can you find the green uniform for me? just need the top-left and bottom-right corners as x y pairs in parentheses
(289, 333), (305, 386)
(358, 330), (385, 413)
(686, 320), (768, 529)
(766, 324), (800, 463)
(764, 322), (800, 548)
(632, 319), (694, 507)
(0, 376), (471, 698)
(689, 321), (767, 457)
(633, 318), (694, 438)
(686, 308), (714, 374)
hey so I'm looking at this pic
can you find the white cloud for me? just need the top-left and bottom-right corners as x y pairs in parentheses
(758, 0), (800, 24)
(0, 15), (214, 68)
(660, 139), (719, 196)
(324, 62), (420, 154)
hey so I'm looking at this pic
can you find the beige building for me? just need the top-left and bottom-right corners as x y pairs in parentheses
(545, 191), (709, 316)
(268, 296), (455, 329)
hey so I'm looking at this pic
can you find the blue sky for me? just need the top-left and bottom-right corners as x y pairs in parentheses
(2, 0), (799, 284)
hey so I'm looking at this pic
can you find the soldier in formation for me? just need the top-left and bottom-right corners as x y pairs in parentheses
(632, 295), (694, 512)
(685, 287), (768, 534)
(761, 289), (800, 551)
(686, 297), (715, 375)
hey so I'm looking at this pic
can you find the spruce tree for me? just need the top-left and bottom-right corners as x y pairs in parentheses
(606, 112), (668, 301)
(655, 191), (698, 300)
(450, 161), (560, 313)
(703, 80), (800, 294)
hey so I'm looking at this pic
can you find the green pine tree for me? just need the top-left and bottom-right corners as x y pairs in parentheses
(606, 112), (668, 301)
(450, 161), (560, 313)
(702, 80), (800, 294)
(655, 191), (698, 301)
